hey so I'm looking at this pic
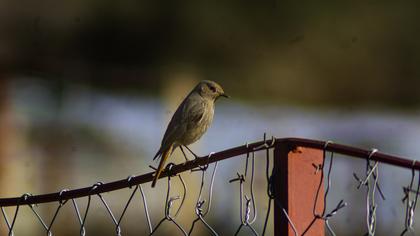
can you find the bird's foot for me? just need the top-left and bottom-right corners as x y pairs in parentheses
(184, 145), (201, 160)
(179, 146), (191, 163)
(191, 152), (200, 160)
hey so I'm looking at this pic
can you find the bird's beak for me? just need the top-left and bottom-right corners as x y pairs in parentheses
(221, 93), (230, 98)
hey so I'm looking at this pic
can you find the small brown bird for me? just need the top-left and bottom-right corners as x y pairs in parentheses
(151, 80), (228, 187)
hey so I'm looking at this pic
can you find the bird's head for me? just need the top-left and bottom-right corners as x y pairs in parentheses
(195, 80), (229, 101)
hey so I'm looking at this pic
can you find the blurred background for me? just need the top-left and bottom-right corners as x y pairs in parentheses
(1, 1), (420, 235)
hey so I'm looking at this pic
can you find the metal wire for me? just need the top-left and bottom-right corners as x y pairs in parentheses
(188, 159), (219, 236)
(26, 189), (69, 236)
(71, 197), (89, 236)
(150, 163), (188, 236)
(94, 178), (140, 236)
(262, 136), (276, 235)
(353, 149), (384, 236)
(309, 141), (347, 236)
(138, 184), (153, 234)
(1, 193), (27, 236)
(230, 172), (258, 236)
(230, 134), (273, 236)
(401, 160), (420, 236)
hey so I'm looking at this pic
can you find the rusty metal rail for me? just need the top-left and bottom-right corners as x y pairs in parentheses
(0, 137), (418, 207)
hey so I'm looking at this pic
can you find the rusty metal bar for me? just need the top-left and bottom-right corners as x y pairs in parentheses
(274, 143), (325, 236)
(0, 137), (419, 207)
(284, 138), (420, 170)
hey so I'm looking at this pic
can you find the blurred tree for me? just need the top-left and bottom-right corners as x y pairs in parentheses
(1, 1), (420, 106)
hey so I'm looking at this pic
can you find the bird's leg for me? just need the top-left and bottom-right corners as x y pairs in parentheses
(184, 145), (200, 160)
(179, 146), (190, 162)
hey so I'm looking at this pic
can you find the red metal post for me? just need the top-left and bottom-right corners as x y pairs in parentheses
(274, 143), (325, 236)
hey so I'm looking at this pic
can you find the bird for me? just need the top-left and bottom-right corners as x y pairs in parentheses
(151, 80), (229, 187)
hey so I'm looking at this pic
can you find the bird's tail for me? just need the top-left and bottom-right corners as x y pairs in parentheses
(151, 144), (173, 188)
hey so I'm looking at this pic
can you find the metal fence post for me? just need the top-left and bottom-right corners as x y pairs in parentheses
(274, 141), (325, 236)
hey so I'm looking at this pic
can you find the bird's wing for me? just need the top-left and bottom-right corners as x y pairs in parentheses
(154, 98), (189, 160)
(155, 94), (206, 161)
(154, 116), (180, 161)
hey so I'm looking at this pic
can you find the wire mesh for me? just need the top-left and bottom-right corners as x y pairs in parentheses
(1, 135), (420, 235)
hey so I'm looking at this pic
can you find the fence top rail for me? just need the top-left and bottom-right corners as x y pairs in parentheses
(0, 137), (418, 207)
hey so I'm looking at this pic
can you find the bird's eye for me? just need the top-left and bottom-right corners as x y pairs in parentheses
(209, 86), (216, 93)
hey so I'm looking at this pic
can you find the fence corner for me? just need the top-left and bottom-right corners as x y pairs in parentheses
(273, 141), (325, 236)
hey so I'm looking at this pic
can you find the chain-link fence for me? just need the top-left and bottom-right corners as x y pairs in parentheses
(1, 135), (420, 235)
